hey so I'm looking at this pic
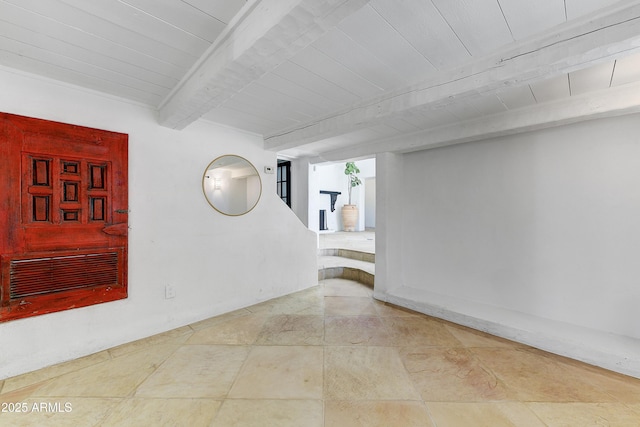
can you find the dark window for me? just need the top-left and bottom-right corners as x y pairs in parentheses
(277, 160), (291, 208)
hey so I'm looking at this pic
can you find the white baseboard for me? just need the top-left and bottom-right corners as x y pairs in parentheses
(374, 285), (640, 379)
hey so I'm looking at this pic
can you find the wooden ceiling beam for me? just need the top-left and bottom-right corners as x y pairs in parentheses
(157, 0), (370, 130)
(264, 0), (640, 151)
(315, 81), (640, 161)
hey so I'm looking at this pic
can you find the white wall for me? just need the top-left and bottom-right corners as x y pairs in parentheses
(375, 114), (640, 378)
(0, 67), (318, 379)
(290, 157), (313, 230)
(365, 177), (376, 229)
(316, 163), (346, 231)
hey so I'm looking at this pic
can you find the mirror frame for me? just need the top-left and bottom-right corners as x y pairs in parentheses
(202, 154), (262, 216)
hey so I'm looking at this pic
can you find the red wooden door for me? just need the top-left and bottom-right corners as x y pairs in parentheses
(0, 113), (128, 322)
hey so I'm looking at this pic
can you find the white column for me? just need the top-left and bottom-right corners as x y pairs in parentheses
(374, 152), (404, 296)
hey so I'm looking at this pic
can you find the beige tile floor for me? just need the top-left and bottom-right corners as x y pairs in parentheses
(2, 278), (640, 426)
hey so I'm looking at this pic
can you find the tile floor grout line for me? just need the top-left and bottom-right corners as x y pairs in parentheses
(3, 274), (640, 425)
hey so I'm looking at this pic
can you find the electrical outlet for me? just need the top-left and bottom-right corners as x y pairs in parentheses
(165, 284), (176, 299)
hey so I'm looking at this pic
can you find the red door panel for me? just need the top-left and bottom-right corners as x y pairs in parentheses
(0, 112), (128, 322)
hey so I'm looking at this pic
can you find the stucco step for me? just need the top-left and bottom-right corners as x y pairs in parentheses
(318, 254), (374, 288)
(317, 248), (375, 263)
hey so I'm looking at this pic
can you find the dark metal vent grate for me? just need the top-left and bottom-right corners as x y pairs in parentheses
(10, 252), (118, 299)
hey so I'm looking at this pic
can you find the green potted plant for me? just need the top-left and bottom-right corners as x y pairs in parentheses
(341, 161), (361, 231)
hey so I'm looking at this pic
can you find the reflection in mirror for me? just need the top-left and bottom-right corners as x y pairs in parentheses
(202, 155), (262, 216)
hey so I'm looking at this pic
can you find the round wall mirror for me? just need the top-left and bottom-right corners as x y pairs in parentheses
(202, 155), (262, 216)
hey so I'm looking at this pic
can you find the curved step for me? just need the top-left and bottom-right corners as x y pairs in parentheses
(318, 249), (375, 288)
(317, 248), (375, 263)
(318, 266), (374, 288)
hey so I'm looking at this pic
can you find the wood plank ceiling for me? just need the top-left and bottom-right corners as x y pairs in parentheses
(1, 0), (640, 161)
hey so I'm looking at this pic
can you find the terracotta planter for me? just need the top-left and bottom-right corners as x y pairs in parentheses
(341, 204), (358, 232)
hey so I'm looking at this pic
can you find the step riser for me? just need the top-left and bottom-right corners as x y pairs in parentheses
(317, 248), (375, 263)
(318, 267), (374, 288)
